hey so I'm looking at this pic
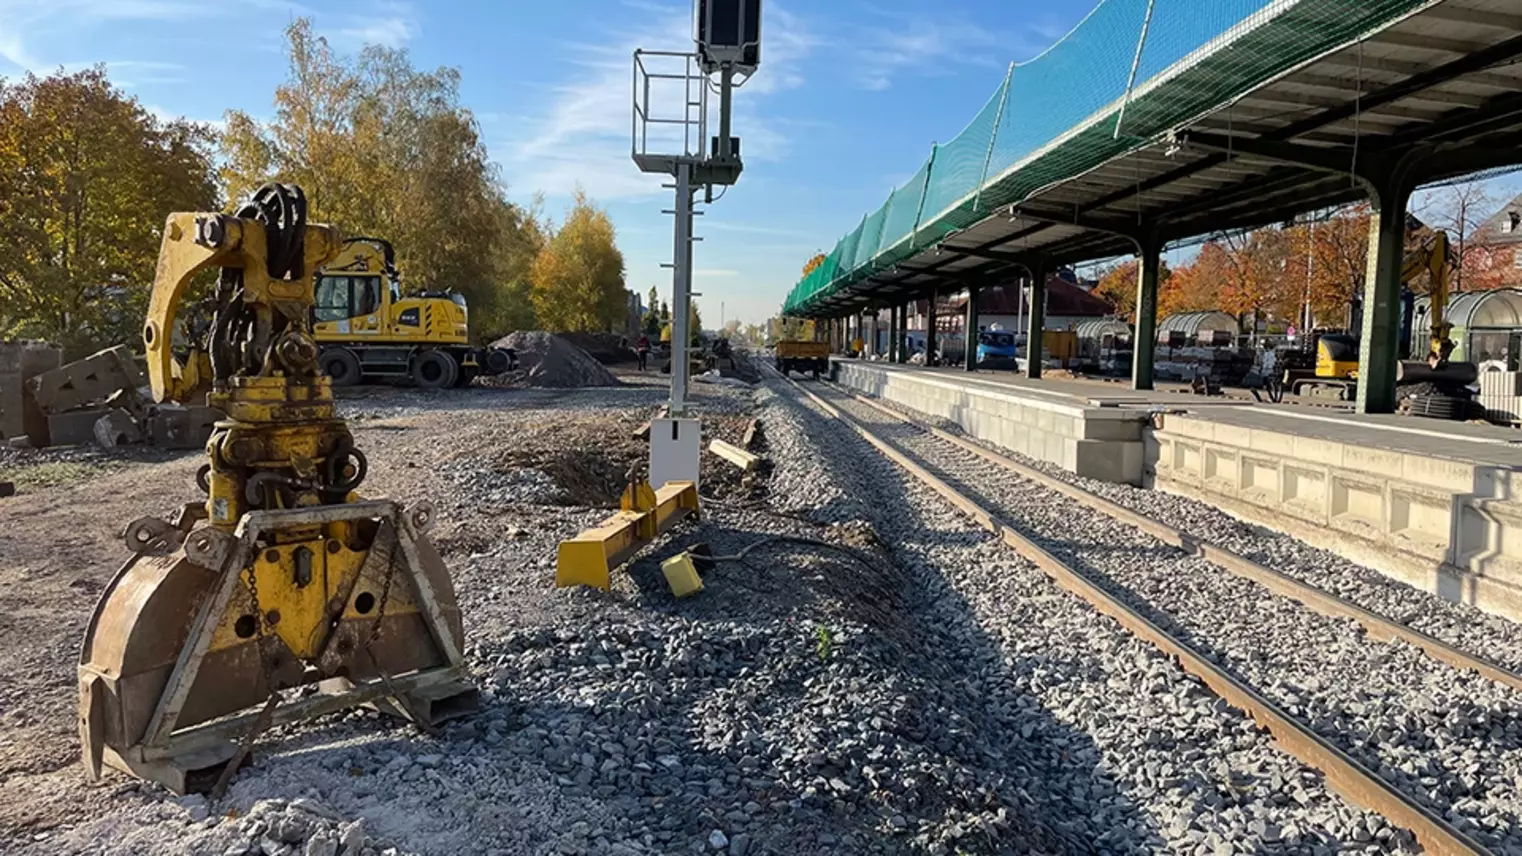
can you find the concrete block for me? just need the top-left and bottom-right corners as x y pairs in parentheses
(1400, 453), (1477, 495)
(1239, 455), (1280, 501)
(145, 404), (222, 449)
(1281, 465), (1329, 522)
(1328, 474), (1386, 535)
(1213, 423), (1252, 449)
(1387, 485), (1454, 554)
(1246, 429), (1295, 457)
(1174, 438), (1203, 477)
(93, 408), (143, 447)
(47, 408), (110, 447)
(1203, 446), (1238, 490)
(1343, 444), (1405, 481)
(27, 345), (144, 414)
(1165, 416), (1215, 442)
(1292, 435), (1344, 468)
(0, 340), (63, 443)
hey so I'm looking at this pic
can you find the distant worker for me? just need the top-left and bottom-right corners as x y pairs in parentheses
(852, 335), (864, 357)
(635, 334), (651, 371)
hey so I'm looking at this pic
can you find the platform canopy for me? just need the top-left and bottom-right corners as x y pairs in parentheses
(784, 0), (1522, 318)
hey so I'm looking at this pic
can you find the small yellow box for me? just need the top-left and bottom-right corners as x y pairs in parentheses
(661, 553), (705, 598)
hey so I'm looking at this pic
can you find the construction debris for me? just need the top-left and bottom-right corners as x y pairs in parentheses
(741, 417), (761, 449)
(709, 438), (760, 472)
(27, 345), (144, 415)
(91, 408), (143, 448)
(1, 342), (222, 451)
(0, 339), (63, 444)
(0, 480), (14, 498)
(487, 332), (620, 388)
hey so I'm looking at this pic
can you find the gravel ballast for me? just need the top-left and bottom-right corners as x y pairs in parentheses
(6, 366), (1472, 855)
(813, 384), (1522, 851)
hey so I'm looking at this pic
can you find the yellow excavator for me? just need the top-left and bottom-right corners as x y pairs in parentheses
(1292, 231), (1473, 399)
(312, 237), (515, 387)
(77, 184), (475, 794)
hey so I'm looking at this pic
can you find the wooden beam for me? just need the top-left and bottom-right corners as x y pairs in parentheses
(709, 439), (760, 472)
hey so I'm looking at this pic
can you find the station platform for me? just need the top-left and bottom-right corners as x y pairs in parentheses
(831, 359), (1522, 621)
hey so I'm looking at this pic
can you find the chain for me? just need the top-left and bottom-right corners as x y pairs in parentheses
(362, 529), (400, 650)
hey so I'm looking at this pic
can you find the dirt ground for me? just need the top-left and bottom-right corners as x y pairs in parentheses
(0, 371), (758, 843)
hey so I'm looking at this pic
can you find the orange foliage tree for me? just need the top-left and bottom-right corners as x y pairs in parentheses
(1282, 206), (1370, 328)
(1095, 259), (1170, 323)
(1161, 242), (1231, 319)
(802, 253), (826, 277)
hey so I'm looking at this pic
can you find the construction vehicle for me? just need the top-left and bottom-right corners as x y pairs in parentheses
(774, 340), (829, 378)
(77, 184), (475, 795)
(1289, 231), (1476, 400)
(311, 237), (515, 388)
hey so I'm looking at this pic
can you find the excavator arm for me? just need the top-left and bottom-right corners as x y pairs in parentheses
(144, 211), (342, 403)
(1402, 231), (1455, 368)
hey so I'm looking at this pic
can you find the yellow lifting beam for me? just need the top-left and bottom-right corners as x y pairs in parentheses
(555, 481), (700, 589)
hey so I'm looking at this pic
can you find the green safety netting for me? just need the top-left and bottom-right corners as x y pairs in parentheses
(783, 0), (1431, 316)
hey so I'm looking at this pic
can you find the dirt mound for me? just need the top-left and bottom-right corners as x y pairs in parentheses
(488, 331), (619, 388)
(556, 331), (638, 365)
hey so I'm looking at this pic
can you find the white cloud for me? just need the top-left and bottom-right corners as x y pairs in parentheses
(847, 12), (1041, 91)
(332, 14), (416, 50)
(0, 0), (310, 76)
(497, 1), (815, 202)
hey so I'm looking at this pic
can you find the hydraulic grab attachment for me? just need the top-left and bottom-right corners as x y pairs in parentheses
(78, 183), (476, 794)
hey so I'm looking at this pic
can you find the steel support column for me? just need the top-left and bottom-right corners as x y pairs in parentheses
(925, 291), (939, 366)
(897, 303), (909, 364)
(1025, 259), (1049, 380)
(888, 305), (899, 362)
(1357, 174), (1416, 414)
(964, 286), (980, 371)
(1132, 235), (1163, 391)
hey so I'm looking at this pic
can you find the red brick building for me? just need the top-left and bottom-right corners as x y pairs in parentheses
(1472, 194), (1522, 289)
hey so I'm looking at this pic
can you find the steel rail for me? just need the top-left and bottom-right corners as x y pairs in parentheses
(826, 381), (1522, 697)
(767, 368), (1489, 856)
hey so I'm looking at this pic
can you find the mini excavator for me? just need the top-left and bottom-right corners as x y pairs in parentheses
(77, 184), (476, 794)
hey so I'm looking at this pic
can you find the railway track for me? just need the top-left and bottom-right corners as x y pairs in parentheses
(766, 367), (1522, 855)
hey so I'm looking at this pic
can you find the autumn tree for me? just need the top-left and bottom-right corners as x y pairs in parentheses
(0, 68), (218, 356)
(1160, 242), (1230, 319)
(642, 286), (661, 336)
(1418, 179), (1493, 292)
(1095, 259), (1171, 322)
(1095, 262), (1139, 321)
(1283, 207), (1370, 328)
(221, 19), (541, 340)
(529, 192), (627, 332)
(1218, 227), (1298, 328)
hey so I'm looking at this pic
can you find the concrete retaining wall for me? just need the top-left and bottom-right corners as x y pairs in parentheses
(1149, 412), (1522, 622)
(832, 362), (1147, 484)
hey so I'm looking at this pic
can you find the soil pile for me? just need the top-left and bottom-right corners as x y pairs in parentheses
(555, 331), (638, 365)
(488, 332), (619, 388)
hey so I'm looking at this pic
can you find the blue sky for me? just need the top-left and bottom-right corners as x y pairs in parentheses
(0, 0), (1103, 327)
